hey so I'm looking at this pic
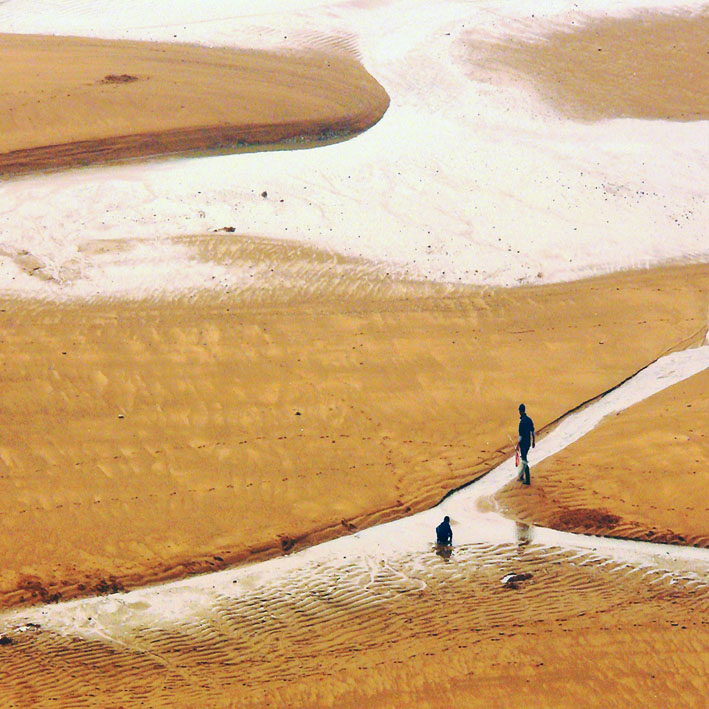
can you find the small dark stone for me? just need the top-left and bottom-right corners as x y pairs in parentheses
(102, 74), (139, 84)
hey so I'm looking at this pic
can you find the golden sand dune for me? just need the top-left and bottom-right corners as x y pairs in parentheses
(1, 542), (706, 707)
(1, 9), (709, 707)
(496, 366), (709, 546)
(465, 10), (709, 121)
(0, 257), (706, 610)
(0, 34), (389, 174)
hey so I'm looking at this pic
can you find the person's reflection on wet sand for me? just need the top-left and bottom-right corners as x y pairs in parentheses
(435, 544), (453, 561)
(515, 520), (534, 548)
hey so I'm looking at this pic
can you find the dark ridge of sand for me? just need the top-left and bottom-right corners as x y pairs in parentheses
(0, 260), (706, 610)
(464, 10), (709, 121)
(0, 33), (390, 174)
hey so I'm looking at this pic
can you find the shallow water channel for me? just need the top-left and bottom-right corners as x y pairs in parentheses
(2, 342), (707, 642)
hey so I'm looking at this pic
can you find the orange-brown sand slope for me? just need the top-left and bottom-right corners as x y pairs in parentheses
(0, 34), (389, 174)
(0, 260), (706, 609)
(1, 543), (707, 708)
(496, 367), (709, 547)
(465, 10), (709, 121)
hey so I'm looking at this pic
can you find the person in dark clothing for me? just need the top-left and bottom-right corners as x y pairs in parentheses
(436, 515), (452, 546)
(516, 403), (535, 485)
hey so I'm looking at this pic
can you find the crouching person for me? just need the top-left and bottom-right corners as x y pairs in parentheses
(436, 515), (452, 546)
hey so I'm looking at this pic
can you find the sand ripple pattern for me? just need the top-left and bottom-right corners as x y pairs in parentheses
(1, 542), (707, 707)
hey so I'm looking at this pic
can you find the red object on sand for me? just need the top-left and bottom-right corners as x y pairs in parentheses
(515, 449), (519, 467)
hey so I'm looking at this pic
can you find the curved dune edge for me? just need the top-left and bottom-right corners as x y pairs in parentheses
(464, 10), (709, 121)
(0, 33), (390, 174)
(0, 261), (707, 610)
(495, 367), (709, 548)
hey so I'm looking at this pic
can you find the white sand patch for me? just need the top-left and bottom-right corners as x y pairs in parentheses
(0, 0), (707, 299)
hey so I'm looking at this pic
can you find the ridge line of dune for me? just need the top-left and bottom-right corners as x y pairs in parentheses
(0, 112), (386, 176)
(0, 33), (390, 175)
(531, 323), (708, 438)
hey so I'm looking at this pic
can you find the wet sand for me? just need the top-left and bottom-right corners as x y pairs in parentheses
(465, 10), (709, 121)
(0, 34), (389, 174)
(495, 366), (709, 547)
(0, 259), (706, 610)
(1, 541), (706, 707)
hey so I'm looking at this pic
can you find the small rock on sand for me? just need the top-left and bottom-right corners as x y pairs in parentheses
(501, 572), (532, 589)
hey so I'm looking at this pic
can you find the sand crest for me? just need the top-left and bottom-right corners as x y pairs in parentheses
(495, 366), (709, 546)
(0, 260), (706, 610)
(0, 34), (389, 174)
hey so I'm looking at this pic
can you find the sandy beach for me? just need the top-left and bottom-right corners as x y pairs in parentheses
(0, 262), (705, 611)
(0, 0), (708, 706)
(496, 365), (709, 546)
(1, 540), (706, 708)
(466, 10), (709, 122)
(0, 34), (389, 174)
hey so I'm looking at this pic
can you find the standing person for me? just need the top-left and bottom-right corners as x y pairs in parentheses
(516, 403), (535, 485)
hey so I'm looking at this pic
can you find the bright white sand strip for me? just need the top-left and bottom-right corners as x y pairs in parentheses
(1, 340), (707, 637)
(0, 0), (708, 297)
